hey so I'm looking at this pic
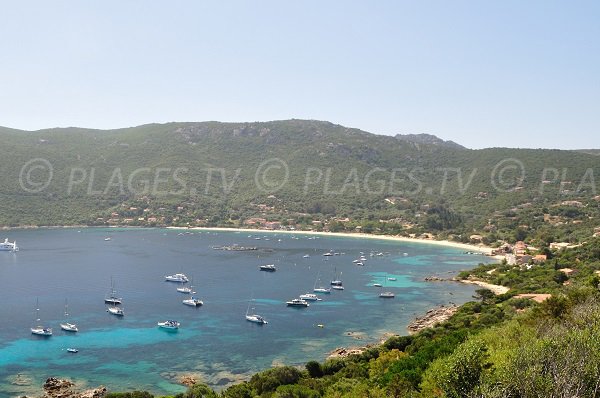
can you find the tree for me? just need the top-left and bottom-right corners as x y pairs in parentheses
(183, 383), (218, 398)
(305, 360), (323, 378)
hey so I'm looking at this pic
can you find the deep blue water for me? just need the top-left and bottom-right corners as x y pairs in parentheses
(0, 228), (492, 395)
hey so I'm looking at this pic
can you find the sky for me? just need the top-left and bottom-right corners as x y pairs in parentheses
(0, 1), (598, 149)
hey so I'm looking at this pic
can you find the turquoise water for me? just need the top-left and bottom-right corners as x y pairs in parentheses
(0, 228), (492, 395)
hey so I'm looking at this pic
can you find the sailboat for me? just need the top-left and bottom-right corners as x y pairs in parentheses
(330, 266), (342, 286)
(31, 298), (52, 336)
(330, 267), (344, 290)
(107, 305), (124, 316)
(313, 272), (331, 294)
(104, 277), (122, 305)
(245, 300), (268, 324)
(379, 276), (395, 298)
(60, 299), (78, 332)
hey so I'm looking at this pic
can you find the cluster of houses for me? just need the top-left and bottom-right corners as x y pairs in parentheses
(491, 241), (547, 266)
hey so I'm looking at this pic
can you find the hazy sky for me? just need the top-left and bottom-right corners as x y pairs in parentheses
(1, 1), (598, 149)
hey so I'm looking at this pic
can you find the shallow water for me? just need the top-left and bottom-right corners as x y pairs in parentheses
(0, 228), (493, 395)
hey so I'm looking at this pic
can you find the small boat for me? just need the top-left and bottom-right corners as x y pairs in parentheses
(317, 324), (324, 328)
(182, 295), (203, 307)
(355, 262), (364, 266)
(104, 277), (123, 305)
(165, 273), (189, 283)
(388, 277), (397, 281)
(104, 237), (111, 241)
(31, 299), (52, 336)
(322, 252), (334, 257)
(259, 264), (277, 272)
(303, 254), (310, 258)
(299, 293), (322, 301)
(157, 320), (181, 329)
(107, 306), (124, 316)
(286, 298), (310, 307)
(176, 276), (195, 294)
(66, 348), (78, 353)
(373, 283), (383, 287)
(176, 285), (193, 294)
(0, 238), (18, 252)
(60, 300), (78, 332)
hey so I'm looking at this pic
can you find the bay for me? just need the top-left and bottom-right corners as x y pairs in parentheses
(0, 228), (492, 395)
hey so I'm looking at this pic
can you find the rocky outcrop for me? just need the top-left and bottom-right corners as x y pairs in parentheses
(407, 304), (458, 334)
(40, 377), (106, 398)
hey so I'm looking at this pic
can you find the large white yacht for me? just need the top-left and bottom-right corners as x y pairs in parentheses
(0, 238), (18, 252)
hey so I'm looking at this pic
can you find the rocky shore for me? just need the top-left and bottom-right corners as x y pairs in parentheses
(407, 304), (459, 334)
(19, 377), (107, 398)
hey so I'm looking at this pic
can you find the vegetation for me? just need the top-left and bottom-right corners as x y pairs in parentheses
(0, 120), (598, 252)
(4, 120), (600, 396)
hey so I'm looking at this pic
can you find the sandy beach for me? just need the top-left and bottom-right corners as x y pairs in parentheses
(459, 279), (510, 295)
(166, 226), (495, 255)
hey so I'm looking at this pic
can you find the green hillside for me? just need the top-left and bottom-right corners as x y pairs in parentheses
(1, 120), (598, 245)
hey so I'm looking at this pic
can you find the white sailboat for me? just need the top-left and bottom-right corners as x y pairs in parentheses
(107, 305), (124, 316)
(60, 299), (78, 332)
(31, 298), (52, 336)
(104, 277), (122, 305)
(379, 276), (395, 298)
(313, 272), (331, 294)
(245, 300), (268, 324)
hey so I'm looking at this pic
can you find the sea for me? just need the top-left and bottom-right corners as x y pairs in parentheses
(0, 228), (493, 396)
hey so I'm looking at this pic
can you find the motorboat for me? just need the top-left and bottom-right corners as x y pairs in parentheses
(259, 264), (276, 272)
(158, 320), (181, 329)
(67, 348), (78, 353)
(165, 273), (189, 282)
(0, 238), (18, 252)
(183, 296), (203, 307)
(379, 292), (395, 298)
(286, 298), (309, 307)
(331, 285), (345, 290)
(299, 293), (322, 301)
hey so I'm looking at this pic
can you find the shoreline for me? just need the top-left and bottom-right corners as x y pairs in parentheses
(3, 224), (496, 256)
(166, 226), (495, 255)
